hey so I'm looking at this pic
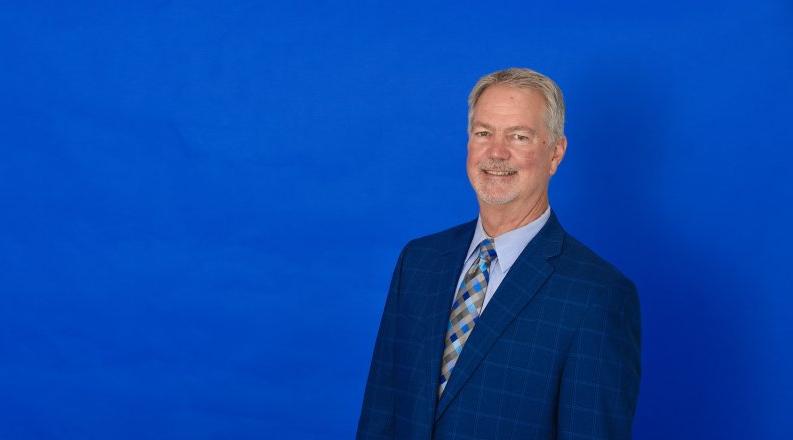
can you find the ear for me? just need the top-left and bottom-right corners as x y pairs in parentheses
(549, 136), (567, 176)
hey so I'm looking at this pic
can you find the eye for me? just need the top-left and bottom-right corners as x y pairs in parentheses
(474, 131), (490, 137)
(511, 133), (530, 142)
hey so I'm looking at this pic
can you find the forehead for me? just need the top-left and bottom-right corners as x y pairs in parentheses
(473, 85), (546, 125)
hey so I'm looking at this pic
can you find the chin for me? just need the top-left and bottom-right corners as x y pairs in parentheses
(472, 179), (519, 205)
(475, 189), (519, 206)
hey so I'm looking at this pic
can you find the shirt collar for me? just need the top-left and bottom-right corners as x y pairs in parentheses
(465, 206), (552, 273)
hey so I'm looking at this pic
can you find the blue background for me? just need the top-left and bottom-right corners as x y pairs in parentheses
(2, 1), (792, 438)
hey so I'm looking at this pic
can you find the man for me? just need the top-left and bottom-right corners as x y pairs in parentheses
(357, 68), (641, 439)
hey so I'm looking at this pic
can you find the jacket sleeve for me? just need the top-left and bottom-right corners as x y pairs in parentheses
(556, 280), (642, 440)
(356, 247), (407, 439)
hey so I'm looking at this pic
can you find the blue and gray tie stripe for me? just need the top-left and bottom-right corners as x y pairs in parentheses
(438, 238), (497, 397)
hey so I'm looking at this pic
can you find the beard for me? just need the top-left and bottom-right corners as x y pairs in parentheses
(470, 159), (519, 205)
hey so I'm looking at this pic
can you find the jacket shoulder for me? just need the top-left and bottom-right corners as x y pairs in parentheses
(555, 233), (636, 293)
(402, 220), (476, 255)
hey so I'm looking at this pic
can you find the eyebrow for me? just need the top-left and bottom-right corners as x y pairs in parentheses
(471, 121), (538, 135)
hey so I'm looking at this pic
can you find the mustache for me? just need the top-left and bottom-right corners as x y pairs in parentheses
(478, 159), (517, 173)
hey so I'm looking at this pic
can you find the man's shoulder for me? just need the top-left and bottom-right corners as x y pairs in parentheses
(556, 232), (636, 293)
(402, 219), (477, 256)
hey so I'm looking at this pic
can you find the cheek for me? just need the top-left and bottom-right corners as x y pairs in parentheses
(515, 150), (540, 169)
(466, 156), (479, 181)
(466, 143), (480, 166)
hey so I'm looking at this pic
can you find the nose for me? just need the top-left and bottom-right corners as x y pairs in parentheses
(487, 135), (510, 160)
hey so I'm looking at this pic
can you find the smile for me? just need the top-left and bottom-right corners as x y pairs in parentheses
(483, 170), (517, 176)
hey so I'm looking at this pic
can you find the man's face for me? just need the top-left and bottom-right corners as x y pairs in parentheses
(466, 85), (566, 209)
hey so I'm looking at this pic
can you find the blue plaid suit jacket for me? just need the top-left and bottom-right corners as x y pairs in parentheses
(357, 211), (641, 439)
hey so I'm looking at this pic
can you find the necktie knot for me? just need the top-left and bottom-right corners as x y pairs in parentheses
(478, 238), (497, 264)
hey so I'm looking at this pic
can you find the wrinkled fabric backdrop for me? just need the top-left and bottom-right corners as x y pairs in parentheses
(2, 1), (792, 439)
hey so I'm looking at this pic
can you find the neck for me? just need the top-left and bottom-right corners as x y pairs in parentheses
(479, 194), (549, 237)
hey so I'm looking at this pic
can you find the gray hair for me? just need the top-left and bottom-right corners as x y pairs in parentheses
(467, 67), (566, 143)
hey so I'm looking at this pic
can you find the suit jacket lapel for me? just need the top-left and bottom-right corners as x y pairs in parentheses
(435, 212), (565, 420)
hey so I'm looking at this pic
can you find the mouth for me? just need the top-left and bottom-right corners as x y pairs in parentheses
(482, 170), (517, 176)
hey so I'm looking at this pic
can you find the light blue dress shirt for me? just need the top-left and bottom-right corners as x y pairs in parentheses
(454, 206), (551, 312)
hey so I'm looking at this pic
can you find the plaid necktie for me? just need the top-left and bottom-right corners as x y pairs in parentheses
(438, 238), (497, 397)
